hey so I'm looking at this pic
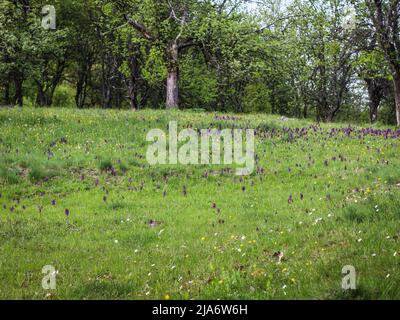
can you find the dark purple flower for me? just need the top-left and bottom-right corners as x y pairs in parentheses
(65, 209), (69, 216)
(51, 200), (56, 205)
(288, 195), (293, 204)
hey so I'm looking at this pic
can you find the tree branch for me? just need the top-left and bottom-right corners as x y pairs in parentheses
(124, 14), (154, 41)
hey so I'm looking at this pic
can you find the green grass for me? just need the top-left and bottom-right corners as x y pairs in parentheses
(0, 107), (399, 300)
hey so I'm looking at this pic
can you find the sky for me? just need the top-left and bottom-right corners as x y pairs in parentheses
(244, 0), (293, 14)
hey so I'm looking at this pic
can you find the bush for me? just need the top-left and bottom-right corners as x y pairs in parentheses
(242, 82), (272, 113)
(53, 84), (75, 108)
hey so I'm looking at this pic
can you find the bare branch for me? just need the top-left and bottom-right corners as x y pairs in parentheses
(124, 15), (154, 41)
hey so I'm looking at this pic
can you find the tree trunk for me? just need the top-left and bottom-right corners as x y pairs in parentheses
(365, 78), (383, 123)
(394, 73), (400, 126)
(14, 76), (23, 107)
(4, 77), (10, 105)
(325, 114), (332, 122)
(75, 74), (88, 108)
(166, 42), (179, 109)
(36, 83), (53, 107)
(316, 61), (327, 122)
(302, 94), (308, 118)
(36, 84), (46, 106)
(111, 55), (123, 109)
(370, 0), (400, 125)
(123, 34), (137, 110)
(126, 78), (138, 110)
(101, 53), (113, 109)
(76, 60), (91, 109)
(35, 59), (66, 107)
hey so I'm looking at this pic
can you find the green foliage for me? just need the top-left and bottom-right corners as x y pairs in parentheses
(180, 55), (218, 109)
(356, 49), (390, 79)
(0, 0), (398, 124)
(53, 85), (75, 108)
(242, 82), (272, 113)
(0, 0), (68, 106)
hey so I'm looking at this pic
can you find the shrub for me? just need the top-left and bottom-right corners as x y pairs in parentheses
(53, 84), (75, 108)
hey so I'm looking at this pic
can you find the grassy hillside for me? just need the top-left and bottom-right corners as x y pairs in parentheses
(0, 107), (399, 299)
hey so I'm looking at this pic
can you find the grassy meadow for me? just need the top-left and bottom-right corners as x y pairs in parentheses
(0, 107), (399, 300)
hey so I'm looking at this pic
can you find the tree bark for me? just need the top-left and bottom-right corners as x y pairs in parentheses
(36, 83), (48, 106)
(393, 73), (400, 126)
(316, 55), (327, 122)
(303, 104), (308, 118)
(14, 76), (23, 107)
(370, 0), (400, 125)
(75, 57), (92, 109)
(365, 78), (383, 123)
(125, 35), (138, 110)
(124, 9), (196, 110)
(36, 60), (66, 107)
(36, 82), (57, 107)
(76, 72), (88, 108)
(3, 75), (10, 105)
(166, 42), (179, 109)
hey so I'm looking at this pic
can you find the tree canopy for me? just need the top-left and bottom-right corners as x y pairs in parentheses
(1, 0), (399, 125)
